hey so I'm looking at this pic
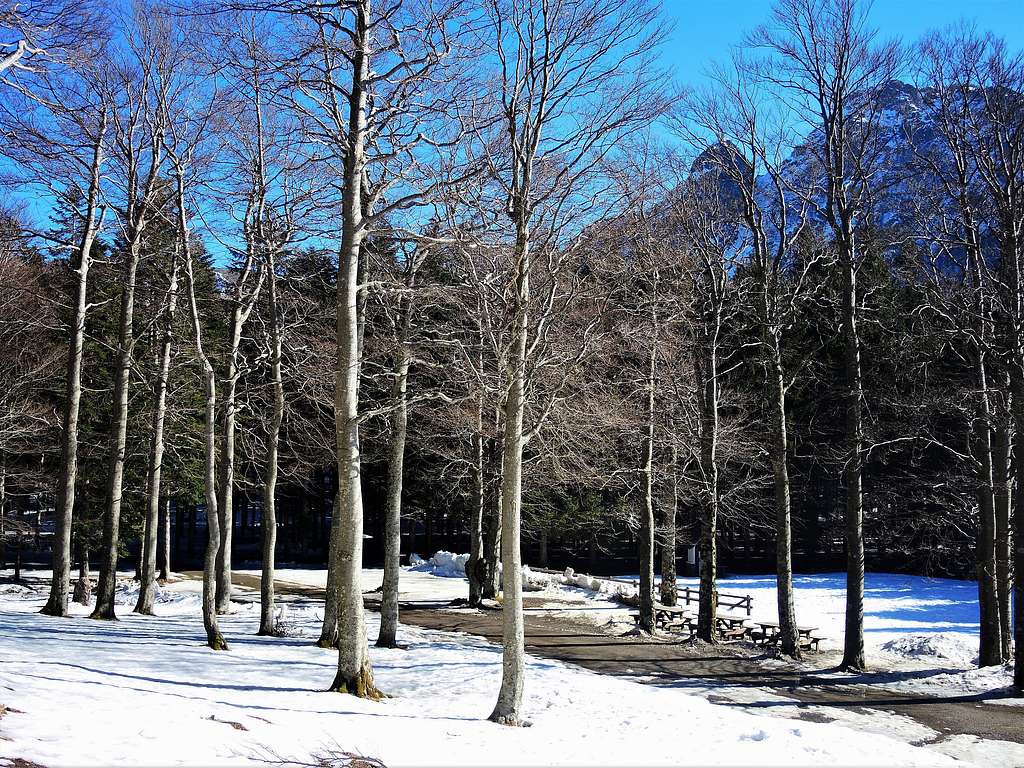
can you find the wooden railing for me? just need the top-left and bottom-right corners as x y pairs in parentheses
(533, 566), (753, 616)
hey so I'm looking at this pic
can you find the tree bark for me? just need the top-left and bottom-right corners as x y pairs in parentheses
(696, 293), (720, 643)
(135, 250), (179, 615)
(159, 496), (171, 582)
(993, 412), (1012, 663)
(659, 446), (678, 607)
(638, 306), (657, 634)
(377, 258), (417, 648)
(376, 350), (410, 648)
(489, 227), (529, 726)
(467, 393), (486, 606)
(840, 233), (866, 672)
(42, 122), (105, 618)
(176, 161), (226, 650)
(73, 535), (91, 606)
(768, 333), (800, 659)
(327, 0), (380, 698)
(259, 250), (285, 637)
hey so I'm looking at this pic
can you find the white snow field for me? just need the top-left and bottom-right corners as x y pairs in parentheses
(0, 569), (1003, 768)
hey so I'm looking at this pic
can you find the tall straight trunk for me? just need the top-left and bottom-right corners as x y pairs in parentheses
(1012, 371), (1024, 691)
(259, 252), (285, 637)
(767, 333), (799, 659)
(43, 123), (105, 617)
(696, 310), (720, 643)
(91, 234), (145, 620)
(467, 394), (486, 606)
(482, 421), (503, 600)
(159, 496), (171, 582)
(135, 253), (179, 615)
(972, 353), (1002, 666)
(467, 329), (487, 606)
(638, 311), (657, 634)
(376, 348), (410, 647)
(215, 308), (244, 614)
(377, 254), (420, 646)
(839, 236), (866, 671)
(176, 164), (227, 650)
(327, 0), (379, 698)
(490, 229), (529, 726)
(659, 447), (678, 607)
(993, 412), (1012, 663)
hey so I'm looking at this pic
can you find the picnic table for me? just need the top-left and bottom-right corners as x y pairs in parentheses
(715, 613), (750, 639)
(752, 621), (824, 651)
(629, 604), (696, 638)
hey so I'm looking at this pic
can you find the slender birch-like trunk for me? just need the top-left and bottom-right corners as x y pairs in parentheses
(638, 302), (658, 634)
(175, 162), (226, 650)
(377, 265), (417, 647)
(42, 121), (105, 617)
(839, 229), (866, 671)
(696, 291), (721, 643)
(767, 331), (799, 658)
(135, 250), (180, 615)
(259, 251), (284, 636)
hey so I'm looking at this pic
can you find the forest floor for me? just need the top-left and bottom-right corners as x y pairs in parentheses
(226, 569), (1024, 766)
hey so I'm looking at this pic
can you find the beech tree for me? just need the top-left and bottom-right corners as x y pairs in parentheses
(750, 0), (900, 671)
(467, 0), (668, 725)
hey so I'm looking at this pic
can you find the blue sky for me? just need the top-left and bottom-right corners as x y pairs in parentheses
(662, 0), (1024, 87)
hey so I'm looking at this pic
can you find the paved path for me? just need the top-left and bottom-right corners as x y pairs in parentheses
(215, 572), (1024, 748)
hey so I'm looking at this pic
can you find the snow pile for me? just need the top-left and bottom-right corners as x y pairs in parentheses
(561, 567), (637, 601)
(880, 633), (979, 667)
(411, 550), (470, 578)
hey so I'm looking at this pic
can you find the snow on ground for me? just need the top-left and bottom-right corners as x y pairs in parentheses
(0, 570), (991, 768)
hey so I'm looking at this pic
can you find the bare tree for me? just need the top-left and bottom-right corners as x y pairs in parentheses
(467, 0), (669, 725)
(749, 0), (900, 671)
(92, 10), (175, 620)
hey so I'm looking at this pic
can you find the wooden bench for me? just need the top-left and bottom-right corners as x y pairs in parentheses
(722, 625), (750, 640)
(800, 634), (825, 653)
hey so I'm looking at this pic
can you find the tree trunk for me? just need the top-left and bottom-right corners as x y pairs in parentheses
(768, 334), (800, 659)
(489, 228), (529, 726)
(91, 237), (145, 620)
(467, 406), (486, 605)
(638, 312), (657, 634)
(993, 412), (1012, 663)
(1012, 371), (1024, 691)
(840, 236), (866, 672)
(696, 305), (720, 643)
(659, 447), (678, 607)
(317, 491), (342, 648)
(327, 1), (380, 698)
(159, 497), (171, 582)
(214, 306), (245, 615)
(376, 349), (410, 648)
(481, 424), (502, 600)
(73, 536), (91, 606)
(42, 124), (104, 618)
(259, 251), (285, 637)
(176, 164), (226, 651)
(135, 252), (179, 616)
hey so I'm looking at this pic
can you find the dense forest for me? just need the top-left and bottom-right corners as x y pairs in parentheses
(0, 0), (1022, 722)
